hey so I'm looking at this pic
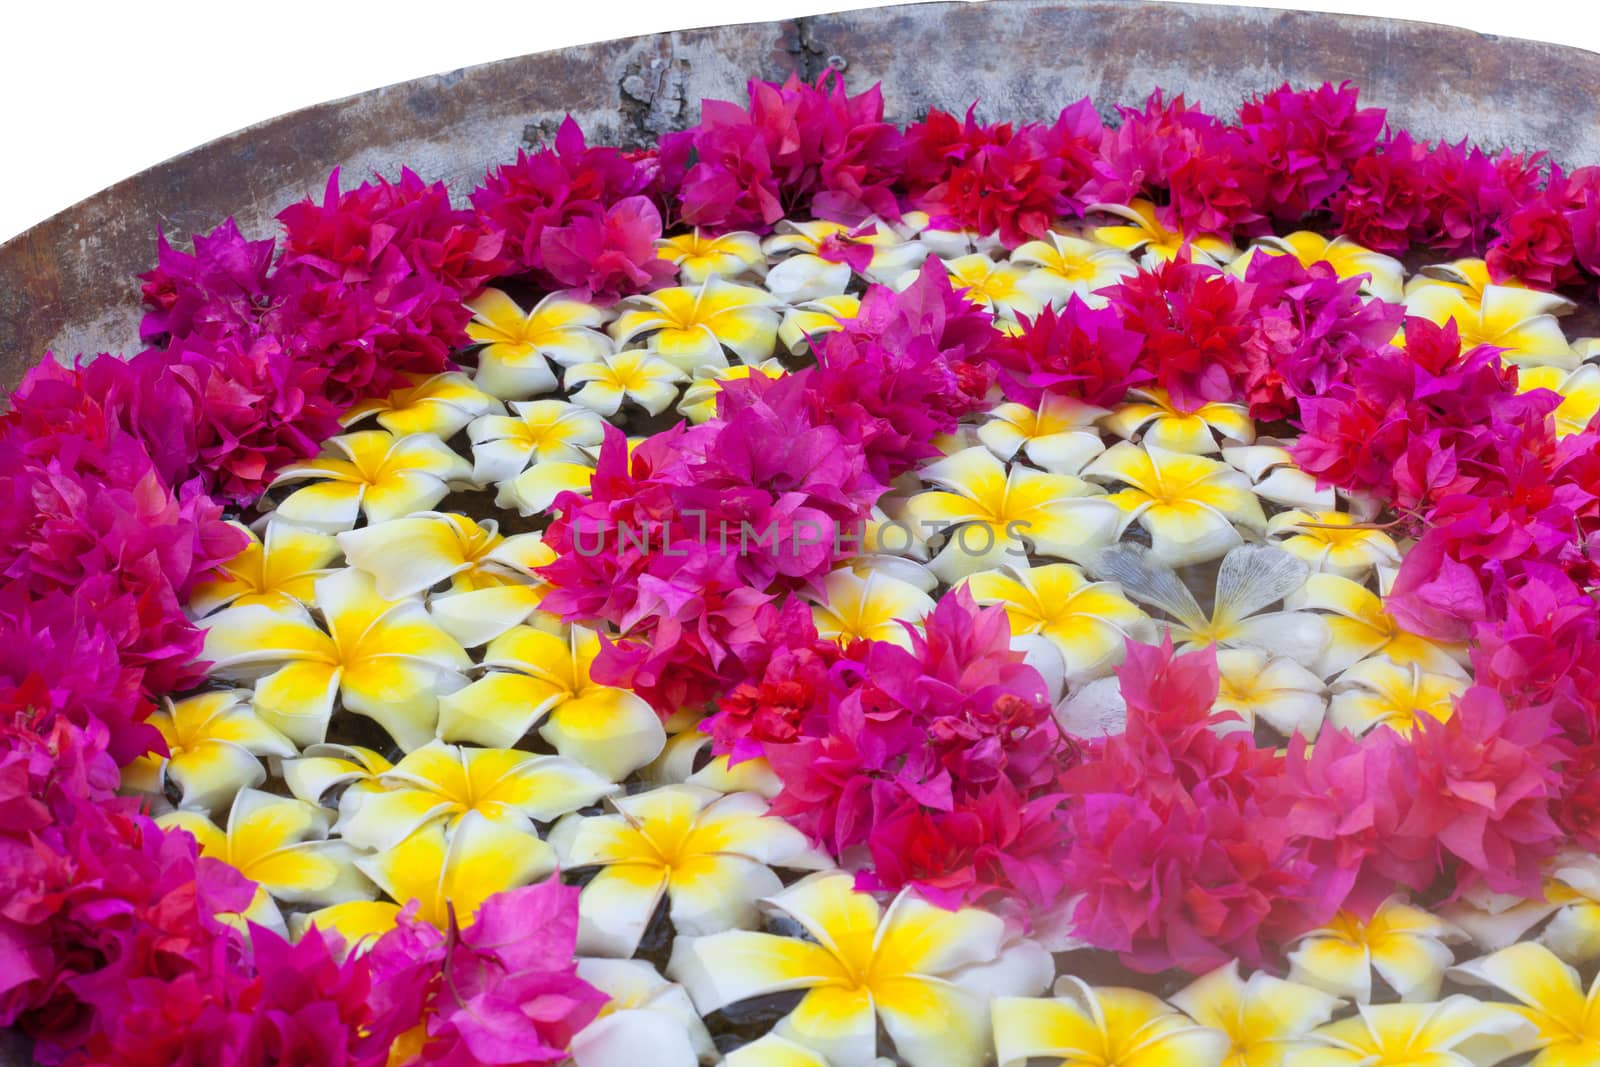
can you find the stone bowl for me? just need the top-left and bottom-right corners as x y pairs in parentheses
(2, 0), (1598, 1061)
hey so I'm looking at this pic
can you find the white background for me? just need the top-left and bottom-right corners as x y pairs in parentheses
(3, 0), (1599, 243)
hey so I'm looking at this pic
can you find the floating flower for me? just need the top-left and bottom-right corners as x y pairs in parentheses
(1221, 441), (1336, 512)
(1445, 853), (1600, 966)
(935, 253), (1046, 320)
(903, 445), (1120, 580)
(1518, 363), (1600, 438)
(1214, 647), (1328, 737)
(1287, 896), (1465, 1002)
(678, 359), (788, 423)
(1010, 232), (1138, 309)
(1286, 574), (1467, 678)
(123, 689), (296, 813)
(778, 293), (862, 353)
(161, 788), (373, 930)
(808, 566), (936, 649)
(609, 277), (782, 371)
(438, 623), (666, 779)
(669, 871), (1047, 1067)
(269, 430), (471, 533)
(977, 394), (1108, 475)
(1169, 961), (1343, 1067)
(1450, 942), (1600, 1066)
(200, 567), (472, 749)
(336, 511), (543, 599)
(765, 218), (929, 289)
(1266, 510), (1402, 580)
(1328, 656), (1470, 736)
(1082, 446), (1267, 567)
(281, 741), (393, 807)
(1292, 996), (1533, 1066)
(1404, 282), (1576, 369)
(303, 810), (557, 944)
(1100, 387), (1255, 454)
(339, 370), (503, 438)
(964, 562), (1150, 681)
(551, 785), (825, 957)
(643, 730), (784, 800)
(992, 976), (1229, 1067)
(495, 456), (598, 516)
(467, 287), (613, 398)
(465, 399), (607, 484)
(334, 739), (611, 850)
(565, 348), (687, 417)
(657, 229), (767, 283)
(1090, 199), (1236, 266)
(721, 1034), (845, 1067)
(568, 958), (717, 1067)
(1245, 231), (1404, 302)
(186, 520), (340, 616)
(1403, 258), (1519, 309)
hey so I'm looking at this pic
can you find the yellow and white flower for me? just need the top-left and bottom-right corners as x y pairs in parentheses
(1288, 896), (1465, 1003)
(778, 294), (862, 354)
(334, 739), (612, 851)
(964, 562), (1151, 681)
(978, 394), (1109, 476)
(609, 277), (782, 371)
(808, 566), (937, 649)
(1403, 259), (1521, 310)
(657, 229), (767, 284)
(1242, 232), (1404, 303)
(1090, 199), (1237, 266)
(1101, 387), (1255, 455)
(1445, 853), (1600, 966)
(1169, 960), (1342, 1067)
(467, 287), (613, 399)
(339, 371), (503, 438)
(568, 958), (717, 1067)
(1266, 511), (1402, 580)
(1285, 574), (1467, 679)
(438, 624), (666, 779)
(201, 567), (471, 750)
(1214, 648), (1328, 738)
(565, 348), (687, 417)
(1221, 442), (1337, 512)
(765, 218), (929, 289)
(1290, 996), (1533, 1067)
(904, 446), (1120, 581)
(1011, 232), (1138, 309)
(281, 742), (392, 809)
(122, 690), (296, 813)
(1328, 656), (1469, 736)
(722, 1033), (861, 1067)
(669, 871), (1049, 1067)
(1519, 364), (1600, 438)
(1404, 282), (1576, 369)
(188, 521), (341, 617)
(269, 430), (471, 533)
(642, 730), (783, 800)
(464, 399), (607, 484)
(678, 359), (788, 423)
(1449, 942), (1600, 1066)
(933, 253), (1045, 320)
(1083, 444), (1268, 567)
(550, 785), (826, 957)
(993, 976), (1229, 1067)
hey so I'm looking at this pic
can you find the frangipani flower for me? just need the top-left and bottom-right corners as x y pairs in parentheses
(809, 567), (936, 649)
(1403, 259), (1522, 309)
(1328, 656), (1469, 736)
(161, 788), (373, 928)
(1094, 543), (1328, 667)
(978, 394), (1109, 476)
(466, 399), (608, 483)
(1101, 387), (1255, 455)
(1291, 996), (1533, 1067)
(187, 520), (340, 616)
(1266, 511), (1402, 580)
(335, 739), (614, 851)
(494, 457), (597, 517)
(1246, 232), (1404, 303)
(565, 348), (687, 417)
(1404, 283), (1576, 369)
(1090, 199), (1236, 266)
(568, 958), (717, 1067)
(1518, 364), (1600, 438)
(765, 218), (929, 288)
(778, 294), (861, 353)
(1221, 442), (1335, 512)
(1446, 853), (1600, 966)
(1083, 444), (1268, 567)
(678, 359), (788, 423)
(669, 871), (1047, 1067)
(964, 562), (1150, 681)
(992, 976), (1229, 1067)
(467, 287), (613, 398)
(336, 511), (545, 599)
(122, 689), (296, 813)
(1450, 942), (1600, 1066)
(1288, 897), (1465, 1002)
(609, 277), (782, 371)
(438, 624), (666, 780)
(303, 811), (556, 945)
(269, 430), (471, 533)
(1169, 961), (1342, 1067)
(1286, 574), (1467, 678)
(723, 1034), (869, 1067)
(201, 567), (472, 749)
(1011, 232), (1139, 309)
(339, 370), (503, 438)
(1214, 648), (1328, 738)
(281, 742), (392, 808)
(903, 446), (1121, 581)
(550, 785), (826, 957)
(657, 229), (767, 283)
(935, 254), (1045, 320)
(642, 731), (783, 800)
